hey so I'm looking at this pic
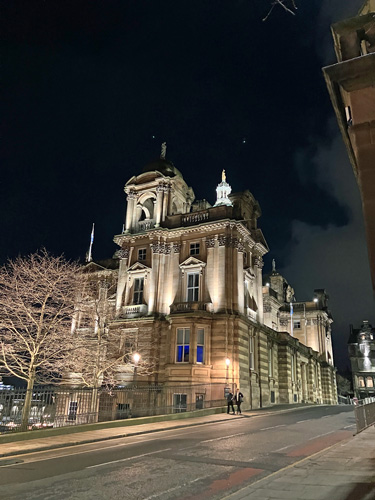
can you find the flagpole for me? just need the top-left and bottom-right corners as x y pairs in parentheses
(87, 223), (95, 262)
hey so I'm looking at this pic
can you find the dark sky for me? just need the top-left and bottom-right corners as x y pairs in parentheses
(2, 0), (374, 370)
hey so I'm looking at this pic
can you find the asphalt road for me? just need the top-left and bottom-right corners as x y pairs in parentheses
(0, 405), (355, 500)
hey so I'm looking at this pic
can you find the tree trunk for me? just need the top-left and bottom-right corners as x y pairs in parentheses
(21, 375), (35, 432)
(89, 385), (99, 423)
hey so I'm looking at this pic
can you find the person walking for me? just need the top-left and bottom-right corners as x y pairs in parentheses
(226, 391), (235, 414)
(234, 389), (244, 414)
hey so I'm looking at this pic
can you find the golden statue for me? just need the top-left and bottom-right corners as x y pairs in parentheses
(222, 169), (226, 182)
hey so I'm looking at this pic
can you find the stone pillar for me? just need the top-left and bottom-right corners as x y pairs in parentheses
(125, 190), (137, 233)
(237, 242), (245, 314)
(115, 248), (130, 316)
(155, 185), (164, 227)
(254, 256), (264, 324)
(162, 185), (169, 221)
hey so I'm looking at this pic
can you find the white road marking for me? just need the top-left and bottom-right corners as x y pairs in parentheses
(86, 448), (171, 469)
(296, 419), (312, 423)
(143, 475), (207, 500)
(260, 424), (286, 431)
(201, 432), (245, 443)
(308, 430), (335, 440)
(343, 424), (355, 429)
(274, 444), (294, 452)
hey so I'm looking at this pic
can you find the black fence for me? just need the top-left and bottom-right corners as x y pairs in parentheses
(0, 383), (227, 433)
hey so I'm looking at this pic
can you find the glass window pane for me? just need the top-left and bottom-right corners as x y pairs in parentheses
(197, 345), (204, 363)
(183, 345), (190, 362)
(177, 345), (183, 362)
(184, 329), (190, 343)
(197, 329), (204, 345)
(177, 329), (183, 344)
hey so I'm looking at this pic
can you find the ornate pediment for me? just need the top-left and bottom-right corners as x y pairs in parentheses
(127, 262), (151, 273)
(179, 256), (206, 269)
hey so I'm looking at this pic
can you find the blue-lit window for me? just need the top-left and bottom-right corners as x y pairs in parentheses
(197, 328), (204, 363)
(176, 328), (190, 363)
(187, 273), (199, 302)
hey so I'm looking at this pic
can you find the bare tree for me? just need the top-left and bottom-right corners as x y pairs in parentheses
(263, 0), (298, 22)
(0, 249), (84, 430)
(67, 270), (158, 421)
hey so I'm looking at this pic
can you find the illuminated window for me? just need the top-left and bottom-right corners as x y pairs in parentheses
(366, 377), (374, 388)
(176, 328), (190, 363)
(190, 242), (200, 255)
(358, 376), (365, 388)
(138, 248), (146, 261)
(187, 273), (199, 302)
(133, 278), (144, 305)
(197, 328), (205, 363)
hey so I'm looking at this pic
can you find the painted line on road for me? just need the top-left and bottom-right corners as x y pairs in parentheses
(201, 433), (245, 443)
(274, 444), (294, 452)
(86, 448), (171, 469)
(143, 475), (208, 500)
(260, 424), (286, 431)
(296, 419), (312, 423)
(308, 430), (335, 440)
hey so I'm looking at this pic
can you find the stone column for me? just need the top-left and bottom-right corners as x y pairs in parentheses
(115, 248), (130, 316)
(155, 185), (164, 227)
(254, 256), (264, 324)
(237, 241), (245, 314)
(162, 185), (169, 221)
(125, 190), (137, 233)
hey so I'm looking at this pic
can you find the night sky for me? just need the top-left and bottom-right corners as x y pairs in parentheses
(2, 0), (374, 370)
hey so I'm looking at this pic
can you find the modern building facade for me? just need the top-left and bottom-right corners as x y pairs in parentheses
(323, 0), (375, 290)
(348, 320), (375, 399)
(78, 153), (337, 412)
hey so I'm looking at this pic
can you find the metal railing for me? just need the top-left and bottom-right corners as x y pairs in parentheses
(0, 383), (227, 434)
(355, 398), (375, 432)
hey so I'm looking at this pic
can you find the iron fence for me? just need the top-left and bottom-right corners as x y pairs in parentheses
(0, 383), (227, 433)
(355, 398), (375, 433)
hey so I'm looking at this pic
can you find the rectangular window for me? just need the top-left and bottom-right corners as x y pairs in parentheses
(195, 394), (204, 409)
(366, 377), (374, 388)
(197, 328), (205, 363)
(176, 328), (190, 362)
(190, 243), (200, 255)
(358, 376), (365, 388)
(243, 251), (247, 266)
(138, 248), (146, 261)
(68, 401), (78, 421)
(293, 320), (301, 329)
(173, 393), (187, 413)
(133, 278), (144, 305)
(249, 336), (254, 370)
(187, 273), (199, 302)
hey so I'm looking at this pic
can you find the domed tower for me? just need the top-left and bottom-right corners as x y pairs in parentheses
(122, 144), (194, 234)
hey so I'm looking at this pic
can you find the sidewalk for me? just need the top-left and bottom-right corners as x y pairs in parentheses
(0, 404), (307, 458)
(224, 425), (375, 500)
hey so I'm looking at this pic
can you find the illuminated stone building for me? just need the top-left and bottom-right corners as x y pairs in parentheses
(348, 320), (375, 399)
(82, 151), (337, 411)
(323, 0), (375, 290)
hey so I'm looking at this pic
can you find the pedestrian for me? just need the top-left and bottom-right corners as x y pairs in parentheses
(226, 391), (235, 414)
(235, 389), (244, 414)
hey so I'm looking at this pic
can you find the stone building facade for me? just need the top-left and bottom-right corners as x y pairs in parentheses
(348, 320), (375, 400)
(83, 155), (337, 410)
(323, 0), (375, 290)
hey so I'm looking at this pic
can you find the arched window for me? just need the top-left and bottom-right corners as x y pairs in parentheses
(366, 377), (374, 388)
